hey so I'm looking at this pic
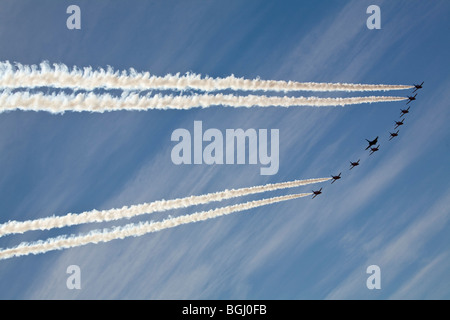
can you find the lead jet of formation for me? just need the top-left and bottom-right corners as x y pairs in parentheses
(389, 130), (399, 141)
(369, 145), (380, 155)
(312, 188), (323, 199)
(331, 173), (342, 184)
(350, 159), (360, 170)
(400, 106), (410, 118)
(412, 81), (424, 93)
(365, 136), (379, 150)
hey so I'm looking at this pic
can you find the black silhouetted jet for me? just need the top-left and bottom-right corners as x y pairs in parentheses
(389, 130), (399, 141)
(406, 93), (417, 105)
(331, 173), (342, 184)
(400, 106), (410, 118)
(312, 188), (323, 199)
(350, 159), (360, 170)
(365, 136), (379, 150)
(412, 81), (424, 93)
(369, 145), (380, 155)
(394, 119), (405, 130)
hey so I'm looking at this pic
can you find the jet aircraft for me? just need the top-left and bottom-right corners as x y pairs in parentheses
(400, 106), (410, 118)
(365, 136), (379, 150)
(369, 145), (380, 155)
(406, 94), (417, 105)
(412, 81), (424, 93)
(331, 173), (342, 184)
(350, 160), (360, 170)
(394, 119), (405, 130)
(389, 130), (399, 141)
(312, 188), (323, 199)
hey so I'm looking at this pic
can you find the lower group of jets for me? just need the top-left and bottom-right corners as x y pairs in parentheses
(312, 81), (423, 199)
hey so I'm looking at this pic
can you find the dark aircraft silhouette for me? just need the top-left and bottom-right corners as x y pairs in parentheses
(331, 173), (342, 184)
(350, 159), (360, 170)
(394, 119), (405, 130)
(365, 136), (379, 150)
(312, 188), (323, 199)
(369, 145), (380, 155)
(389, 130), (399, 141)
(412, 81), (424, 93)
(400, 106), (410, 118)
(406, 93), (417, 105)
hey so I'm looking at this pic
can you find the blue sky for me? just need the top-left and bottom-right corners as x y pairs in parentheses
(0, 0), (449, 299)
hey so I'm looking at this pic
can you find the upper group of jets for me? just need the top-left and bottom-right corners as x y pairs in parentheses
(312, 82), (424, 199)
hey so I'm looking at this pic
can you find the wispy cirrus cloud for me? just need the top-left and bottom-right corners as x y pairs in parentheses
(325, 188), (450, 299)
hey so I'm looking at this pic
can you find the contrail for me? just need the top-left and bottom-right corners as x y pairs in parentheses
(0, 178), (329, 237)
(0, 193), (309, 260)
(0, 61), (413, 92)
(0, 91), (407, 114)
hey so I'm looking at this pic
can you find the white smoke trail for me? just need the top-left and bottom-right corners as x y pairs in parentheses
(0, 178), (328, 237)
(0, 91), (407, 114)
(0, 61), (413, 92)
(0, 193), (309, 260)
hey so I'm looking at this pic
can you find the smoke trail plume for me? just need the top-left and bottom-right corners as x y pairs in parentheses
(0, 193), (309, 260)
(0, 91), (407, 114)
(0, 61), (413, 92)
(0, 178), (328, 237)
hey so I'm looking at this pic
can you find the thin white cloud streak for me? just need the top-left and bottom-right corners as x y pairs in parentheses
(0, 61), (413, 92)
(325, 188), (450, 300)
(0, 91), (407, 114)
(389, 252), (450, 299)
(0, 193), (310, 260)
(0, 177), (328, 237)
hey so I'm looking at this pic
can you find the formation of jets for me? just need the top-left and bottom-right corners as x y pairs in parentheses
(312, 81), (423, 199)
(389, 82), (422, 141)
